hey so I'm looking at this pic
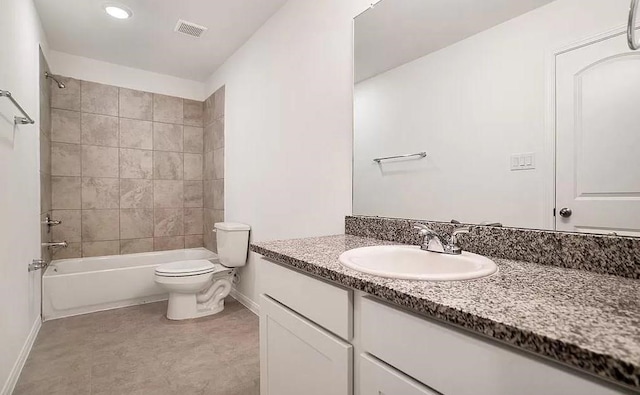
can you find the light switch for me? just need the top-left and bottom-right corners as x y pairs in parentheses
(510, 153), (535, 171)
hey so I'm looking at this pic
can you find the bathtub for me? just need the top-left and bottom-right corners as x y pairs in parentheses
(43, 248), (217, 320)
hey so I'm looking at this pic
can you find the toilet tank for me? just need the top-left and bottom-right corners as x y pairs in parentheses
(214, 222), (250, 267)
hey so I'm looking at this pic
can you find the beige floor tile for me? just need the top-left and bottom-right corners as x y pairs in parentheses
(15, 300), (259, 395)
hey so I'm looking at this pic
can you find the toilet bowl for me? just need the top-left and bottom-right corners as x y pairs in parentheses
(154, 222), (250, 320)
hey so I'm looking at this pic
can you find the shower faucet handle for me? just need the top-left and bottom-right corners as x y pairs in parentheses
(42, 214), (62, 226)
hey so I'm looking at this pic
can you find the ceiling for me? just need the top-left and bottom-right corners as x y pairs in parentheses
(355, 0), (555, 82)
(34, 0), (287, 81)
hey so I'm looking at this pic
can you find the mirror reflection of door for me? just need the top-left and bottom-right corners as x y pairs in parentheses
(555, 33), (640, 236)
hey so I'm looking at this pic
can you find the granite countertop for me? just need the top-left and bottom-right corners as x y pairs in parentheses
(250, 234), (640, 391)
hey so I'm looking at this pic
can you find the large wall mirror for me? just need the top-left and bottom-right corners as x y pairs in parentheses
(353, 0), (640, 236)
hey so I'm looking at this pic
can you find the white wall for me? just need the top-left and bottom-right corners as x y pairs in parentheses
(0, 0), (48, 392)
(354, 0), (629, 229)
(48, 50), (206, 101)
(205, 0), (372, 305)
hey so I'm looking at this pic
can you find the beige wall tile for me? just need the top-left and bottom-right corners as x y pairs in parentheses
(83, 241), (119, 257)
(51, 210), (82, 242)
(40, 173), (52, 214)
(82, 178), (120, 209)
(153, 180), (183, 208)
(213, 148), (224, 180)
(52, 242), (82, 259)
(51, 77), (80, 111)
(153, 151), (183, 180)
(153, 94), (183, 124)
(120, 179), (153, 208)
(213, 118), (224, 150)
(185, 235), (204, 248)
(120, 148), (153, 179)
(81, 81), (118, 116)
(203, 209), (216, 252)
(184, 153), (203, 181)
(81, 113), (119, 147)
(120, 238), (154, 254)
(82, 146), (119, 178)
(119, 88), (152, 121)
(51, 109), (81, 144)
(184, 181), (203, 208)
(119, 119), (152, 150)
(203, 180), (213, 209)
(51, 143), (81, 176)
(154, 236), (185, 251)
(52, 176), (81, 209)
(203, 151), (214, 181)
(82, 209), (119, 241)
(153, 123), (183, 152)
(154, 208), (184, 237)
(120, 209), (153, 239)
(204, 123), (214, 153)
(203, 94), (215, 126)
(212, 179), (224, 210)
(40, 132), (51, 175)
(213, 86), (225, 120)
(183, 100), (203, 127)
(184, 208), (203, 235)
(183, 126), (203, 153)
(213, 209), (224, 224)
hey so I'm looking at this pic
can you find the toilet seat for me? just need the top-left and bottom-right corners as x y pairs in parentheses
(155, 259), (224, 277)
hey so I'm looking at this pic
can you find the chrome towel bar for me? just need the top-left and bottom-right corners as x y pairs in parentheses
(0, 90), (35, 125)
(629, 0), (639, 50)
(373, 151), (427, 163)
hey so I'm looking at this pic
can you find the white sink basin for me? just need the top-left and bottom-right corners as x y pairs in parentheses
(338, 245), (497, 281)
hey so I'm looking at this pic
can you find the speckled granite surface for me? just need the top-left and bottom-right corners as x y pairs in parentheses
(251, 235), (640, 391)
(346, 216), (640, 279)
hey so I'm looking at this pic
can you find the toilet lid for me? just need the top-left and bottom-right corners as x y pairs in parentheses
(155, 259), (216, 276)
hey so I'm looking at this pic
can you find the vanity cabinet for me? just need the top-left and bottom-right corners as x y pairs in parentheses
(258, 259), (631, 395)
(359, 353), (438, 395)
(259, 295), (352, 395)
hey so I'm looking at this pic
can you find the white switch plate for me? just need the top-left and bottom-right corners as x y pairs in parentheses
(510, 153), (535, 171)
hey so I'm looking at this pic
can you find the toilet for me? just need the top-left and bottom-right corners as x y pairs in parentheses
(154, 222), (250, 320)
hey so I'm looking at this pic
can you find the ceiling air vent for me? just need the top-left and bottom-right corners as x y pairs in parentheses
(174, 19), (208, 38)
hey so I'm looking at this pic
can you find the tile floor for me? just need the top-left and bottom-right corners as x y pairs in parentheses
(14, 300), (259, 395)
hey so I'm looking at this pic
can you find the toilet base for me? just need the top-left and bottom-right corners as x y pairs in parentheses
(167, 293), (226, 320)
(164, 276), (233, 321)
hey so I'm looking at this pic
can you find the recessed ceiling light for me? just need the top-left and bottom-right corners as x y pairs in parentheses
(104, 4), (132, 19)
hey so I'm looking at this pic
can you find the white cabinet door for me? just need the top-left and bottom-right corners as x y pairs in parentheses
(359, 353), (438, 395)
(260, 294), (353, 395)
(556, 33), (640, 235)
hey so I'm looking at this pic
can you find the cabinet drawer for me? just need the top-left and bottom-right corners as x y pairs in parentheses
(260, 258), (352, 339)
(361, 297), (627, 395)
(360, 353), (438, 395)
(260, 295), (352, 395)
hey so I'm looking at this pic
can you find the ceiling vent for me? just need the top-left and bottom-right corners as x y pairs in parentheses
(174, 19), (208, 38)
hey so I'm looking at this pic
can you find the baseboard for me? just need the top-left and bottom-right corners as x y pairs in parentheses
(1, 316), (41, 395)
(230, 288), (259, 316)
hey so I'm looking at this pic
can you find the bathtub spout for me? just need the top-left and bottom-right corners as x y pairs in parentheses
(42, 241), (68, 248)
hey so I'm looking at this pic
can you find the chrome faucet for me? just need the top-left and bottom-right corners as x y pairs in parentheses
(413, 223), (471, 255)
(42, 241), (67, 248)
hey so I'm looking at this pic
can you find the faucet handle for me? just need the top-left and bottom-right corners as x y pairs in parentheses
(450, 226), (472, 247)
(413, 223), (437, 235)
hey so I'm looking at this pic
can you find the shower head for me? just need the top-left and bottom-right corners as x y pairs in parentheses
(45, 72), (65, 89)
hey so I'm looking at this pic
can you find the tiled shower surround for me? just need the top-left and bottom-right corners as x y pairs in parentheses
(39, 49), (52, 263)
(48, 77), (225, 258)
(203, 87), (225, 252)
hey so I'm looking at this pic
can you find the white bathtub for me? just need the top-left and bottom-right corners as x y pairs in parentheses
(43, 248), (217, 320)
